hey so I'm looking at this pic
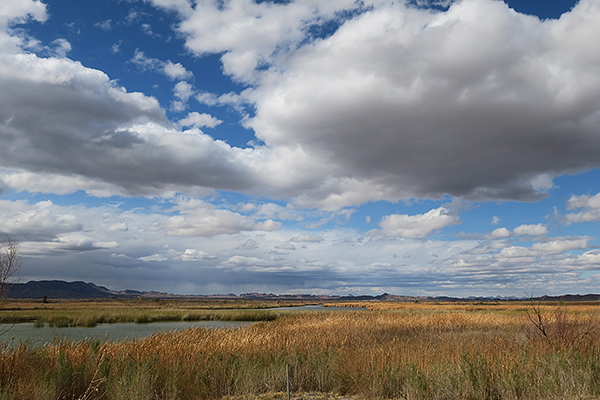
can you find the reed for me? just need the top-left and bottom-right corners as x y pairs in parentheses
(0, 300), (281, 326)
(1, 304), (600, 399)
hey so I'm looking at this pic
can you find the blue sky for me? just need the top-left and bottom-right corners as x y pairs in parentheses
(2, 0), (600, 297)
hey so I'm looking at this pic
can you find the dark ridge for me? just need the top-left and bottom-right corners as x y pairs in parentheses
(4, 280), (123, 299)
(534, 294), (600, 302)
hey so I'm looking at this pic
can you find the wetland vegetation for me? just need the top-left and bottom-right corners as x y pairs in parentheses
(0, 298), (296, 328)
(1, 300), (600, 399)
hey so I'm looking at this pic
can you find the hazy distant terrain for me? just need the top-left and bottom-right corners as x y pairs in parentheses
(5, 280), (600, 302)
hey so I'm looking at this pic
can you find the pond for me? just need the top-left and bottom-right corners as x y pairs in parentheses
(0, 320), (253, 348)
(0, 304), (365, 348)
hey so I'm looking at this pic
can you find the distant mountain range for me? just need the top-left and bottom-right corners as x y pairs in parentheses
(4, 280), (143, 300)
(4, 280), (600, 302)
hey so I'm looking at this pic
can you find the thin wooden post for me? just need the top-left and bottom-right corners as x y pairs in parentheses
(286, 364), (290, 400)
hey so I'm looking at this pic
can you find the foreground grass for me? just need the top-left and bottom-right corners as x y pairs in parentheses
(2, 304), (600, 399)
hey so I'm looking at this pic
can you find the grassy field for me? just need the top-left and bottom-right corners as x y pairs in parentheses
(1, 300), (600, 399)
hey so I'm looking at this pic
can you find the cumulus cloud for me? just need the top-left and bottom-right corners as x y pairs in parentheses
(240, 0), (600, 204)
(561, 192), (600, 224)
(6, 0), (600, 209)
(166, 0), (361, 82)
(490, 227), (512, 239)
(489, 223), (549, 238)
(0, 199), (82, 241)
(3, 197), (593, 296)
(435, 235), (596, 287)
(178, 112), (222, 129)
(164, 60), (193, 81)
(122, 0), (600, 207)
(367, 207), (460, 239)
(0, 0), (47, 53)
(163, 197), (281, 236)
(50, 38), (71, 57)
(171, 81), (195, 111)
(0, 49), (262, 196)
(513, 223), (549, 236)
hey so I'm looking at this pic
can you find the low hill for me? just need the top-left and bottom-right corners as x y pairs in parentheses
(4, 280), (129, 299)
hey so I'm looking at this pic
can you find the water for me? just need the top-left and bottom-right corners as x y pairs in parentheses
(0, 320), (253, 348)
(0, 304), (365, 348)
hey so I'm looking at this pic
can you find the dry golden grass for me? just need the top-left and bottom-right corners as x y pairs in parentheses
(2, 304), (600, 399)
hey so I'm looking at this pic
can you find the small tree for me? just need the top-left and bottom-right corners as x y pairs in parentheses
(0, 236), (21, 298)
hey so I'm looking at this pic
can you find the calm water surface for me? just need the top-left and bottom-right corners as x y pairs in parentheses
(0, 321), (253, 348)
(0, 305), (364, 348)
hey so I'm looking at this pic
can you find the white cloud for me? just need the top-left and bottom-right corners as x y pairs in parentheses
(567, 193), (600, 210)
(5, 0), (600, 297)
(147, 0), (193, 17)
(131, 49), (193, 81)
(489, 223), (549, 239)
(6, 0), (600, 211)
(180, 248), (215, 261)
(436, 235), (595, 285)
(178, 112), (222, 129)
(496, 237), (591, 260)
(235, 0), (600, 205)
(368, 207), (460, 239)
(171, 81), (195, 111)
(0, 49), (262, 197)
(490, 227), (512, 238)
(50, 38), (70, 57)
(4, 197), (594, 296)
(562, 192), (600, 224)
(164, 60), (193, 81)
(169, 0), (361, 82)
(0, 199), (81, 241)
(0, 0), (47, 53)
(513, 223), (549, 236)
(163, 197), (281, 237)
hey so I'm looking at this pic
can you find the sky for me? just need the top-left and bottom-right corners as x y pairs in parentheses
(1, 0), (599, 297)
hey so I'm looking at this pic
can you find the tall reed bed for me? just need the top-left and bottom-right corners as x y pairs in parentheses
(1, 308), (600, 399)
(0, 306), (277, 327)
